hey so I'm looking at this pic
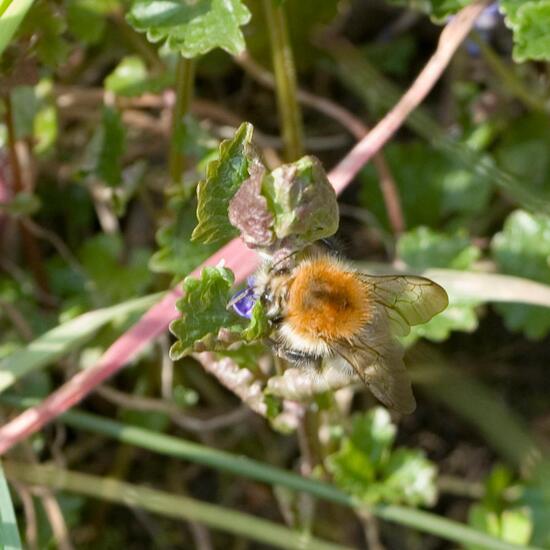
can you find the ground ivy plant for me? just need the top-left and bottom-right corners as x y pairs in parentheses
(169, 122), (339, 360)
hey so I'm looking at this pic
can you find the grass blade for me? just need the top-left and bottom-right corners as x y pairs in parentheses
(0, 463), (22, 550)
(0, 293), (161, 394)
(0, 395), (537, 550)
(3, 461), (350, 550)
(0, 0), (34, 57)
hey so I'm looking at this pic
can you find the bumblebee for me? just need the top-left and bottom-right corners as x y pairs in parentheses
(233, 247), (448, 414)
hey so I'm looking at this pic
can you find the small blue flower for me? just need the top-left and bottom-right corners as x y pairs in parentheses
(230, 278), (257, 319)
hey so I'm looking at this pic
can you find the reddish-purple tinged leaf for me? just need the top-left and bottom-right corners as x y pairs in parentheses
(228, 160), (274, 248)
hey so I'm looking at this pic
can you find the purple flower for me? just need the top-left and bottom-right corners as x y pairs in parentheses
(230, 277), (258, 319)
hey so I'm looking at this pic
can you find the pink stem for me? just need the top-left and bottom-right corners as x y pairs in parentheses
(0, 241), (258, 453)
(0, 1), (486, 455)
(328, 0), (491, 194)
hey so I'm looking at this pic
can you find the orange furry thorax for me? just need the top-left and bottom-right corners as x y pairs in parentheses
(286, 258), (370, 341)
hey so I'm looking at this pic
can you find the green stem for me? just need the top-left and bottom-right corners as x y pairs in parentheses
(169, 57), (195, 185)
(4, 461), (349, 550)
(472, 33), (547, 113)
(262, 0), (304, 161)
(0, 396), (536, 550)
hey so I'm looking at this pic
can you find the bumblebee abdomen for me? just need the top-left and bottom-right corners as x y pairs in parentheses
(287, 258), (370, 341)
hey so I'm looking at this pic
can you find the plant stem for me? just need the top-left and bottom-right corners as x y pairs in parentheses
(326, 0), (493, 194)
(4, 461), (350, 550)
(0, 396), (535, 550)
(327, 36), (549, 212)
(262, 0), (304, 161)
(3, 93), (50, 298)
(235, 52), (405, 234)
(0, 292), (161, 394)
(169, 57), (195, 185)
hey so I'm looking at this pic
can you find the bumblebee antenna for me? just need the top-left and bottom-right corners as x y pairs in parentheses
(267, 248), (302, 274)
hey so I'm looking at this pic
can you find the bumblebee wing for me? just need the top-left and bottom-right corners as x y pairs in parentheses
(335, 337), (416, 414)
(359, 274), (448, 337)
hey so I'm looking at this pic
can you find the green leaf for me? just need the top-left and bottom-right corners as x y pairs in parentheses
(104, 55), (173, 97)
(397, 227), (482, 342)
(226, 154), (338, 249)
(82, 106), (126, 187)
(500, 509), (533, 546)
(499, 0), (525, 24)
(192, 122), (256, 244)
(484, 465), (514, 509)
(67, 0), (120, 44)
(380, 448), (438, 507)
(151, 121), (220, 276)
(492, 210), (550, 339)
(501, 0), (550, 62)
(262, 156), (339, 247)
(349, 408), (396, 467)
(169, 266), (244, 360)
(469, 505), (502, 549)
(241, 300), (270, 341)
(20, 1), (69, 66)
(33, 104), (57, 154)
(398, 227), (480, 270)
(360, 141), (491, 230)
(149, 198), (218, 278)
(104, 55), (146, 94)
(467, 464), (534, 550)
(326, 408), (437, 507)
(227, 159), (274, 247)
(494, 113), (550, 201)
(127, 0), (251, 58)
(328, 409), (393, 493)
(79, 234), (152, 306)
